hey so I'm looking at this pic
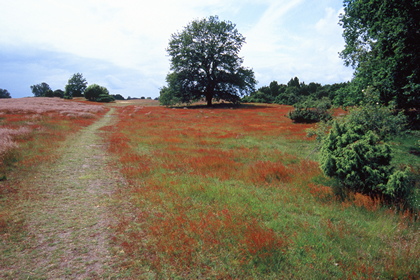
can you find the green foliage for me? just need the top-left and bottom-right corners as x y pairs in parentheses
(165, 16), (256, 106)
(288, 97), (332, 123)
(340, 0), (420, 111)
(65, 73), (87, 98)
(96, 94), (115, 103)
(84, 84), (113, 102)
(288, 108), (331, 124)
(84, 84), (108, 101)
(320, 105), (412, 207)
(345, 103), (407, 141)
(30, 82), (51, 97)
(243, 77), (350, 107)
(0, 88), (11, 98)
(111, 94), (125, 100)
(44, 89), (54, 97)
(159, 86), (181, 106)
(53, 89), (64, 98)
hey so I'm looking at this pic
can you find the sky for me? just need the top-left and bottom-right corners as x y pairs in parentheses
(0, 0), (354, 99)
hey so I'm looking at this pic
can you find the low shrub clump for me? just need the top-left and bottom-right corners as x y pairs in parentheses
(288, 97), (332, 123)
(320, 104), (415, 210)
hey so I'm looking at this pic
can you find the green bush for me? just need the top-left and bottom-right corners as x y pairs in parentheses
(320, 106), (413, 208)
(288, 98), (332, 123)
(159, 86), (181, 106)
(85, 84), (109, 101)
(96, 93), (115, 103)
(288, 108), (331, 123)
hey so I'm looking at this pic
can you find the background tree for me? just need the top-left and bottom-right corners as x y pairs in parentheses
(30, 82), (51, 97)
(0, 88), (11, 98)
(53, 89), (64, 98)
(163, 16), (256, 106)
(65, 73), (87, 98)
(340, 0), (420, 111)
(84, 84), (114, 103)
(111, 94), (125, 100)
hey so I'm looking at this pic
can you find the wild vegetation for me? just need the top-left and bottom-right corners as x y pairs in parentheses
(0, 97), (105, 181)
(0, 98), (109, 278)
(1, 0), (419, 278)
(0, 97), (418, 278)
(160, 16), (256, 106)
(100, 102), (418, 278)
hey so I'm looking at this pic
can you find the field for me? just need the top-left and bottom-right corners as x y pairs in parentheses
(1, 98), (419, 279)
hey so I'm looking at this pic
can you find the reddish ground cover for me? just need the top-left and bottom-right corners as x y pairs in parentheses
(0, 97), (106, 174)
(103, 104), (321, 276)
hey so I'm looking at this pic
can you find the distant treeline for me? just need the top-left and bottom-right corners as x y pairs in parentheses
(242, 77), (352, 107)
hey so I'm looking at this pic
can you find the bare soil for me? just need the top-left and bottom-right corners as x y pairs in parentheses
(1, 108), (125, 279)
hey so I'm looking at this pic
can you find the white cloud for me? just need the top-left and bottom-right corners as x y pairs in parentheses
(0, 0), (353, 98)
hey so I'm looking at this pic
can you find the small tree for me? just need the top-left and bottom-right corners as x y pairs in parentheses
(164, 16), (256, 106)
(30, 82), (51, 97)
(0, 88), (11, 98)
(65, 73), (87, 98)
(84, 84), (109, 101)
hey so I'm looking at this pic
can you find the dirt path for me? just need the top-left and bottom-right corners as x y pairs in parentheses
(3, 108), (124, 279)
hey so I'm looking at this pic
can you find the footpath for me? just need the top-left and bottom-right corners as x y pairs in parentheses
(2, 108), (124, 279)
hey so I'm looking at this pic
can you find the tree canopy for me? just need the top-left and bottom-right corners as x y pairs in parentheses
(340, 0), (420, 111)
(30, 82), (52, 97)
(65, 73), (87, 98)
(0, 88), (11, 98)
(162, 16), (256, 106)
(84, 84), (114, 102)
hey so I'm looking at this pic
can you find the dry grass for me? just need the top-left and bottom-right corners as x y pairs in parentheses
(0, 98), (106, 173)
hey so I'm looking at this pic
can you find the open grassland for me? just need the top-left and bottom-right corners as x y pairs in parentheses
(0, 99), (418, 279)
(0, 98), (105, 177)
(0, 98), (108, 278)
(103, 104), (419, 279)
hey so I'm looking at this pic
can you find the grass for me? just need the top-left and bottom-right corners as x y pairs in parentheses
(0, 98), (113, 278)
(102, 103), (419, 278)
(1, 100), (418, 278)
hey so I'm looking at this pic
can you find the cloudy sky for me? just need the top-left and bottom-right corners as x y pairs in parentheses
(0, 0), (354, 99)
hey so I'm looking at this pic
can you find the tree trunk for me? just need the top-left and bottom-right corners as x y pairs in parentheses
(205, 92), (213, 106)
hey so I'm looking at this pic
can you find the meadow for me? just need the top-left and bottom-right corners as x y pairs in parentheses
(103, 102), (419, 279)
(0, 98), (107, 276)
(0, 98), (418, 279)
(0, 98), (105, 176)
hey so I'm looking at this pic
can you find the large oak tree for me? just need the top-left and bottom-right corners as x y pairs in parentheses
(163, 16), (256, 106)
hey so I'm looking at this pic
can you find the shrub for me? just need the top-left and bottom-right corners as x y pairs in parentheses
(320, 117), (412, 207)
(53, 89), (64, 98)
(159, 86), (181, 106)
(84, 84), (113, 102)
(96, 93), (115, 103)
(345, 104), (406, 141)
(288, 108), (331, 123)
(288, 97), (332, 123)
(111, 94), (125, 100)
